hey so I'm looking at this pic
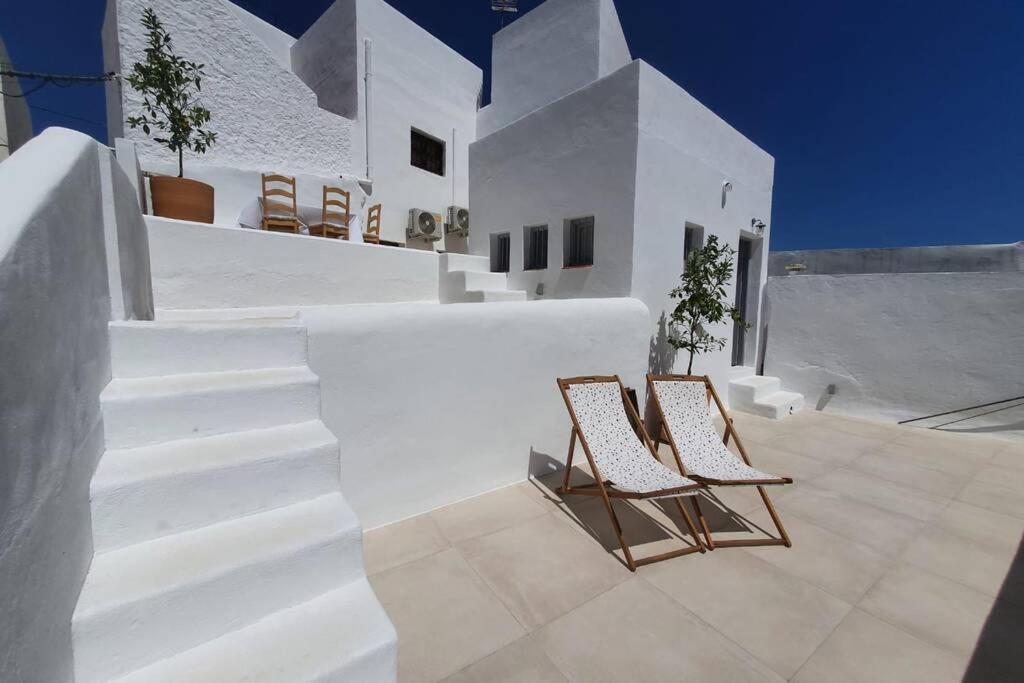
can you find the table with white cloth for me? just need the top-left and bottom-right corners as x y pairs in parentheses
(237, 198), (364, 243)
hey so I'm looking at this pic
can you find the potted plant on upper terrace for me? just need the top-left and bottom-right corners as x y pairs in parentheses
(125, 7), (217, 223)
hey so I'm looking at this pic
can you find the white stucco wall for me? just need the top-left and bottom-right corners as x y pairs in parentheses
(470, 61), (641, 299)
(0, 36), (33, 160)
(0, 128), (151, 681)
(764, 273), (1024, 423)
(104, 0), (353, 177)
(293, 0), (482, 249)
(300, 297), (650, 527)
(147, 217), (440, 309)
(631, 62), (775, 390)
(478, 0), (631, 138)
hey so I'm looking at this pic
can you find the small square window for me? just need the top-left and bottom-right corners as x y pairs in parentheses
(563, 216), (594, 268)
(523, 225), (548, 270)
(490, 232), (510, 273)
(684, 223), (705, 267)
(410, 129), (445, 176)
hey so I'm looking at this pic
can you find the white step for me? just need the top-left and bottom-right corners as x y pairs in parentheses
(466, 289), (528, 302)
(91, 421), (340, 552)
(729, 365), (756, 380)
(155, 308), (301, 322)
(101, 366), (320, 449)
(72, 494), (365, 683)
(441, 253), (490, 273)
(752, 391), (805, 420)
(453, 270), (510, 292)
(730, 374), (782, 403)
(111, 320), (307, 378)
(112, 579), (397, 683)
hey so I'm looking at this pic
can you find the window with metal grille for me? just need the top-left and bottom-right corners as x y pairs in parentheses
(410, 129), (445, 176)
(563, 216), (594, 268)
(684, 223), (705, 268)
(523, 225), (548, 270)
(490, 232), (510, 273)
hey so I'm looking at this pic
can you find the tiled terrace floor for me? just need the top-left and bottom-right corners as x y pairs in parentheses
(364, 411), (1024, 683)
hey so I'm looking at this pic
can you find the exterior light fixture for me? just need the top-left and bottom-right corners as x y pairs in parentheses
(751, 218), (766, 236)
(722, 181), (733, 192)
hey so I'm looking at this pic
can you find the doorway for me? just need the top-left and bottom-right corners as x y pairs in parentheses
(732, 237), (753, 366)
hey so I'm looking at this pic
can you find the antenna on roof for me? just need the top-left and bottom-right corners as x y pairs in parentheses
(491, 0), (518, 29)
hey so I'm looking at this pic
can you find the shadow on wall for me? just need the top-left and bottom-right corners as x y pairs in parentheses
(963, 537), (1024, 681)
(648, 311), (677, 375)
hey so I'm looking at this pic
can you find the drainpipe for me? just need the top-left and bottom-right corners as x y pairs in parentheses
(364, 38), (373, 180)
(451, 126), (457, 208)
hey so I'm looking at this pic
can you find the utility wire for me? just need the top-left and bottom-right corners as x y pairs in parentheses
(0, 67), (118, 98)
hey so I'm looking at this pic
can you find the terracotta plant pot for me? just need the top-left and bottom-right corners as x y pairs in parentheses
(150, 176), (215, 224)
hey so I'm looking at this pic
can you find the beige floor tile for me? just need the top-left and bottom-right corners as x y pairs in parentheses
(363, 514), (450, 575)
(902, 502), (1024, 605)
(430, 485), (549, 543)
(538, 578), (784, 682)
(767, 425), (884, 466)
(813, 468), (948, 521)
(792, 609), (966, 683)
(443, 635), (568, 683)
(957, 478), (1024, 520)
(973, 464), (1024, 492)
(641, 548), (852, 678)
(872, 438), (989, 479)
(746, 443), (833, 481)
(744, 512), (890, 604)
(858, 561), (995, 658)
(457, 513), (630, 630)
(369, 548), (525, 683)
(776, 485), (925, 556)
(959, 597), (1024, 682)
(889, 429), (1004, 462)
(811, 413), (905, 441)
(991, 444), (1024, 470)
(850, 451), (968, 498)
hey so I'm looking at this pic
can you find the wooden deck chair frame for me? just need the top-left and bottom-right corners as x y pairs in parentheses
(261, 173), (301, 233)
(647, 373), (792, 551)
(309, 186), (351, 239)
(364, 203), (382, 244)
(557, 375), (706, 571)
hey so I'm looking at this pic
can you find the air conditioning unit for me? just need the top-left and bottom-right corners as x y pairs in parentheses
(446, 206), (470, 236)
(407, 209), (443, 241)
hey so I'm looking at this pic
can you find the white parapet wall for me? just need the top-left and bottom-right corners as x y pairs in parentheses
(147, 217), (441, 310)
(299, 297), (650, 528)
(764, 272), (1024, 423)
(0, 128), (153, 681)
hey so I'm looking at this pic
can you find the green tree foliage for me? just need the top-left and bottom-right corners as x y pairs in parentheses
(124, 8), (216, 177)
(668, 235), (748, 374)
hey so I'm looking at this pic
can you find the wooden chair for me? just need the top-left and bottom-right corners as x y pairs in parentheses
(557, 375), (706, 571)
(646, 374), (793, 551)
(261, 173), (301, 233)
(363, 203), (382, 244)
(309, 186), (351, 239)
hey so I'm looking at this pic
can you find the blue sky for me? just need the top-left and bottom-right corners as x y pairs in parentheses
(3, 0), (1022, 250)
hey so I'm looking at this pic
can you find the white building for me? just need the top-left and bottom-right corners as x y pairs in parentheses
(0, 35), (33, 161)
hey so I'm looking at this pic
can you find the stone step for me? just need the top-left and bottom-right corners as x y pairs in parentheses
(101, 367), (320, 449)
(441, 252), (490, 273)
(465, 289), (528, 302)
(729, 374), (782, 403)
(752, 391), (805, 420)
(453, 269), (510, 292)
(110, 320), (307, 378)
(729, 365), (756, 380)
(111, 579), (397, 683)
(72, 494), (364, 683)
(154, 307), (301, 322)
(91, 421), (340, 552)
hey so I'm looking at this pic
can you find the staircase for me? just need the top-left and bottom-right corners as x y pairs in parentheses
(439, 253), (527, 303)
(728, 366), (804, 420)
(72, 318), (397, 682)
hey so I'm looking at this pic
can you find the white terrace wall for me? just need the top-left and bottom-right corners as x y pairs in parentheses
(104, 0), (354, 177)
(147, 217), (440, 310)
(0, 128), (153, 682)
(293, 0), (482, 250)
(301, 298), (650, 528)
(764, 272), (1024, 424)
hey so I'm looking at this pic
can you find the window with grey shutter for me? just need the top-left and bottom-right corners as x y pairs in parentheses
(564, 216), (594, 268)
(523, 225), (548, 270)
(490, 232), (510, 273)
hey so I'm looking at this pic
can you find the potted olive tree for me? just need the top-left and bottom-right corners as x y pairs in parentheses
(125, 8), (217, 223)
(668, 235), (748, 374)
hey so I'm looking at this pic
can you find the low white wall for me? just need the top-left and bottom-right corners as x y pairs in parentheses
(300, 297), (650, 528)
(764, 272), (1024, 423)
(147, 217), (440, 310)
(0, 128), (151, 681)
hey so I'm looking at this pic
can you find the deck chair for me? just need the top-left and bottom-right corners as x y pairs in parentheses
(557, 376), (706, 571)
(309, 186), (351, 239)
(363, 203), (382, 244)
(647, 374), (792, 550)
(261, 173), (302, 233)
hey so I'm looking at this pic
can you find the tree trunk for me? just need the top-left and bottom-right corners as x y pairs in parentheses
(177, 147), (184, 178)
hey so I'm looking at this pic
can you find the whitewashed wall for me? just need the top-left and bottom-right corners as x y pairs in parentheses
(147, 217), (440, 310)
(0, 36), (33, 160)
(300, 297), (650, 527)
(104, 0), (353, 177)
(764, 273), (1024, 423)
(293, 0), (482, 250)
(0, 129), (152, 682)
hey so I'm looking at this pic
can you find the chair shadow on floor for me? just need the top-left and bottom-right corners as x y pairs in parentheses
(962, 536), (1024, 682)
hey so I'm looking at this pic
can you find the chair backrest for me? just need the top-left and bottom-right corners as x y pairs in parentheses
(262, 173), (297, 218)
(558, 376), (658, 483)
(648, 375), (723, 454)
(366, 203), (382, 236)
(322, 185), (351, 227)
